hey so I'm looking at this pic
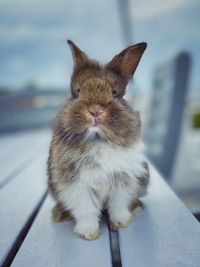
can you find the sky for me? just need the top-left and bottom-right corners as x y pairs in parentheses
(0, 0), (199, 94)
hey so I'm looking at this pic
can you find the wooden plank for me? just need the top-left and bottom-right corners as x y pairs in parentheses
(0, 129), (51, 187)
(0, 148), (49, 265)
(118, 165), (200, 267)
(0, 129), (47, 161)
(11, 197), (112, 267)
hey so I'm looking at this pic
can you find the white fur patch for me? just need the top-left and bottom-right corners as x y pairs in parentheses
(58, 141), (147, 235)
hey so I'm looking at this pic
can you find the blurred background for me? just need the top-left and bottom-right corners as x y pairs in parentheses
(0, 0), (199, 218)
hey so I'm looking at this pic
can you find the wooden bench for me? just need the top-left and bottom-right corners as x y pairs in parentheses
(1, 130), (200, 267)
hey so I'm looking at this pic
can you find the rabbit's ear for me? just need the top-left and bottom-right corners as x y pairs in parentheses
(106, 43), (147, 81)
(67, 40), (90, 68)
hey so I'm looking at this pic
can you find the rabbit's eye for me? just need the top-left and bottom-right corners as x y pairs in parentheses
(112, 89), (117, 98)
(77, 88), (80, 96)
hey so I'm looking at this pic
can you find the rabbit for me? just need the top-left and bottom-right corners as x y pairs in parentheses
(47, 40), (150, 240)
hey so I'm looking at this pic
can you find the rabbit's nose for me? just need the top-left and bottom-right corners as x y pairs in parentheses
(89, 104), (104, 118)
(90, 111), (103, 118)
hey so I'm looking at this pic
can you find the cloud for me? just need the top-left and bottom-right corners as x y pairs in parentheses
(0, 0), (199, 90)
(132, 0), (189, 20)
(0, 24), (74, 42)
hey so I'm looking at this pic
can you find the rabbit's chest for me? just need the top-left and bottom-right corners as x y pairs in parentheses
(80, 142), (146, 191)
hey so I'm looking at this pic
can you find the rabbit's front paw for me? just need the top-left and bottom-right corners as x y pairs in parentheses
(109, 210), (132, 231)
(78, 230), (101, 240)
(75, 220), (101, 240)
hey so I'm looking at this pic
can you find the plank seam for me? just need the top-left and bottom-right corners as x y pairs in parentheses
(106, 215), (122, 267)
(1, 191), (47, 267)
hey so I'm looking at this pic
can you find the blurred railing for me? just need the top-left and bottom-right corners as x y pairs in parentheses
(0, 90), (68, 133)
(144, 52), (191, 180)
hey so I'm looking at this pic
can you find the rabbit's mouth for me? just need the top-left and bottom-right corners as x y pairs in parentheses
(83, 105), (107, 128)
(89, 115), (105, 128)
(91, 116), (98, 127)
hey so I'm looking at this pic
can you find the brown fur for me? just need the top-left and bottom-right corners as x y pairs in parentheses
(52, 202), (72, 222)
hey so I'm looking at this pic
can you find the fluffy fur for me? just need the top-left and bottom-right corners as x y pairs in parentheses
(48, 40), (149, 240)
